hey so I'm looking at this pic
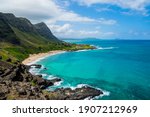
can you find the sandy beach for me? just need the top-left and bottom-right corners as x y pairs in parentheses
(22, 50), (65, 65)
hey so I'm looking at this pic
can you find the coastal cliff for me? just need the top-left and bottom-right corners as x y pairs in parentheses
(0, 12), (98, 100)
(0, 12), (95, 62)
(0, 61), (103, 100)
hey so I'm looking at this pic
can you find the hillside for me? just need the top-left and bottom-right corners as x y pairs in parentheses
(0, 12), (95, 62)
(0, 15), (20, 45)
(34, 22), (60, 42)
(0, 12), (99, 100)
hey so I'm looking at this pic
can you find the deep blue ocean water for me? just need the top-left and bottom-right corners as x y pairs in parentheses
(31, 40), (150, 100)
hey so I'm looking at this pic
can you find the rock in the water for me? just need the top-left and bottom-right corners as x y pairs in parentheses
(48, 86), (103, 100)
(30, 64), (42, 68)
(50, 78), (61, 84)
(36, 75), (42, 77)
(35, 77), (54, 89)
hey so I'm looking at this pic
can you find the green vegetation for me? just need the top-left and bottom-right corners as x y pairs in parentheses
(0, 12), (95, 63)
(0, 40), (95, 62)
(31, 80), (36, 86)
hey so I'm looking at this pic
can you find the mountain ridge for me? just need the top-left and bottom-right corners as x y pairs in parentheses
(0, 12), (66, 61)
(0, 12), (60, 42)
(34, 22), (60, 42)
(0, 12), (95, 62)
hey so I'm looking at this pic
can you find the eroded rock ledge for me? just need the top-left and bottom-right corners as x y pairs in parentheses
(0, 61), (103, 100)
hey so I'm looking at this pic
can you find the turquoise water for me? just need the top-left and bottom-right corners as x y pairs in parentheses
(33, 40), (150, 100)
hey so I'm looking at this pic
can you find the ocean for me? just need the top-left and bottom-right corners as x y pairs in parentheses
(30, 39), (150, 100)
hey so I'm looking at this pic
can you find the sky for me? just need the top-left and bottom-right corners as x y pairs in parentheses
(0, 0), (150, 39)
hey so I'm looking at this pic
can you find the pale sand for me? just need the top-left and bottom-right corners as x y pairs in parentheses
(22, 50), (65, 65)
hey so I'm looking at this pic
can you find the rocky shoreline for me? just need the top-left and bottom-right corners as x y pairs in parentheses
(0, 61), (103, 100)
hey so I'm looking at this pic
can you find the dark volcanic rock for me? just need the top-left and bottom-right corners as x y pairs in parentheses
(50, 78), (61, 84)
(36, 77), (54, 89)
(0, 92), (6, 100)
(0, 70), (4, 75)
(50, 86), (103, 100)
(1, 69), (12, 77)
(18, 88), (27, 95)
(0, 61), (103, 100)
(6, 58), (12, 62)
(0, 61), (13, 69)
(44, 68), (47, 70)
(36, 75), (42, 77)
(36, 78), (45, 85)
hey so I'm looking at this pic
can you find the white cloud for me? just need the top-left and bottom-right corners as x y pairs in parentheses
(0, 0), (118, 38)
(49, 24), (72, 33)
(76, 0), (150, 14)
(0, 0), (117, 24)
(96, 7), (114, 12)
(55, 0), (71, 7)
(0, 0), (95, 23)
(48, 23), (100, 37)
(98, 18), (117, 25)
(49, 23), (116, 38)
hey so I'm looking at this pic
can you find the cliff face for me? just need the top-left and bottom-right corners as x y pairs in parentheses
(34, 22), (61, 42)
(0, 12), (67, 61)
(0, 12), (60, 43)
(2, 13), (37, 33)
(0, 61), (61, 99)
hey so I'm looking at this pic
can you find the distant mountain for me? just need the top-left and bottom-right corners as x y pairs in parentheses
(34, 22), (60, 42)
(0, 15), (20, 45)
(0, 12), (61, 43)
(0, 12), (65, 61)
(2, 13), (37, 33)
(0, 12), (94, 62)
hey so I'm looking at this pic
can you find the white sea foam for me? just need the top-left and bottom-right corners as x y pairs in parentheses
(45, 75), (63, 86)
(41, 74), (48, 77)
(94, 90), (110, 100)
(76, 84), (88, 88)
(75, 46), (118, 53)
(75, 49), (92, 52)
(54, 81), (63, 86)
(47, 75), (62, 80)
(97, 46), (118, 50)
(84, 96), (93, 100)
(29, 65), (45, 74)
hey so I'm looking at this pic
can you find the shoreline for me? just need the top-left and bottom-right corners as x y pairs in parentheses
(22, 50), (65, 65)
(21, 48), (105, 100)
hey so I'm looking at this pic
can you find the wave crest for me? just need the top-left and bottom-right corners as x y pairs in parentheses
(97, 46), (118, 50)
